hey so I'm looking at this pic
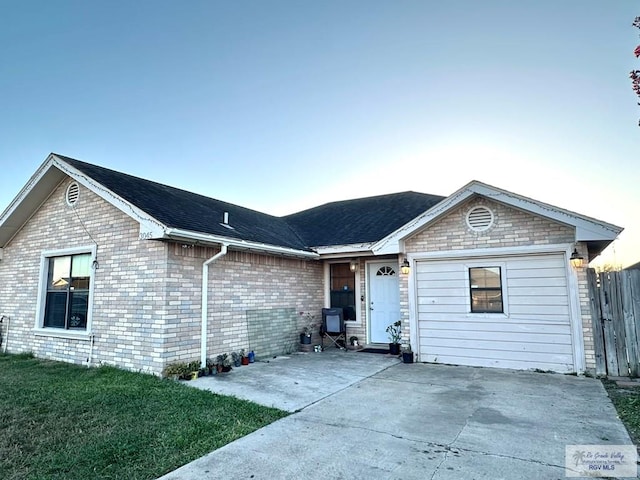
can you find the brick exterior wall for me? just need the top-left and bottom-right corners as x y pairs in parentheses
(402, 196), (595, 371)
(0, 178), (324, 374)
(0, 179), (168, 373)
(167, 245), (323, 363)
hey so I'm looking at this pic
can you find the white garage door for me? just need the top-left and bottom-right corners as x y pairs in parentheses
(416, 253), (575, 372)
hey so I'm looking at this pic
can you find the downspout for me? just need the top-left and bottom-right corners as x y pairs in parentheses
(201, 244), (228, 368)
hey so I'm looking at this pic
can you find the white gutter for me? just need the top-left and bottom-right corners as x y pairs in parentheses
(201, 244), (228, 368)
(164, 228), (319, 259)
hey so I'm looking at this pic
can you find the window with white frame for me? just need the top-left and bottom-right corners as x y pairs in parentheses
(41, 252), (92, 330)
(469, 266), (503, 313)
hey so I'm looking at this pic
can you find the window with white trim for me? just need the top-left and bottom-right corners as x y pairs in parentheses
(469, 266), (503, 313)
(42, 252), (92, 330)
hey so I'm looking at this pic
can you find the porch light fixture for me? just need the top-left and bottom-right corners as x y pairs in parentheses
(401, 258), (410, 275)
(349, 260), (358, 272)
(570, 248), (584, 269)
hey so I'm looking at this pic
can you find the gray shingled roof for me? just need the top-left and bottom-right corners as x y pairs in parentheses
(57, 155), (444, 250)
(284, 192), (445, 246)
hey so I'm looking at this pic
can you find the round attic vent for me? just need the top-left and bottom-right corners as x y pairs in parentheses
(466, 206), (494, 232)
(66, 182), (80, 206)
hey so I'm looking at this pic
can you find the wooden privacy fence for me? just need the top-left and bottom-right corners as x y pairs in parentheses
(587, 269), (640, 377)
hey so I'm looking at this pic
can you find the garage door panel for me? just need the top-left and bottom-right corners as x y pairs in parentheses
(415, 253), (575, 372)
(505, 257), (564, 269)
(508, 277), (567, 288)
(416, 271), (465, 282)
(508, 295), (569, 306)
(418, 319), (571, 334)
(420, 320), (571, 340)
(418, 312), (570, 324)
(509, 304), (569, 316)
(507, 267), (566, 279)
(508, 286), (570, 297)
(420, 329), (571, 344)
(420, 345), (573, 365)
(418, 303), (469, 314)
(420, 353), (574, 373)
(421, 335), (573, 353)
(417, 286), (468, 297)
(504, 313), (572, 323)
(418, 278), (463, 289)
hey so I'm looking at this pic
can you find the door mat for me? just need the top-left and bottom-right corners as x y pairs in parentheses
(358, 348), (390, 354)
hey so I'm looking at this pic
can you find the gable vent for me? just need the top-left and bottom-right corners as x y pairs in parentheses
(65, 182), (80, 206)
(466, 206), (494, 232)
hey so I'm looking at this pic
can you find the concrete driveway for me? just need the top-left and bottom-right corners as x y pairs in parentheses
(158, 350), (635, 480)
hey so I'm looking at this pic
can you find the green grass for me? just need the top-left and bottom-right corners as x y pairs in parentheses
(602, 379), (640, 445)
(0, 353), (288, 480)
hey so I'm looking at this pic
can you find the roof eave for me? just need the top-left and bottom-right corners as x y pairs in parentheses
(313, 243), (375, 256)
(372, 180), (623, 255)
(0, 155), (66, 247)
(163, 228), (319, 259)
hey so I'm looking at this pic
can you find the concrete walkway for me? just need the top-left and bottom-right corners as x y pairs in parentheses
(158, 350), (635, 479)
(186, 349), (399, 412)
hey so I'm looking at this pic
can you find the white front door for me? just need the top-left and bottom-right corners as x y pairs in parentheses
(368, 261), (400, 343)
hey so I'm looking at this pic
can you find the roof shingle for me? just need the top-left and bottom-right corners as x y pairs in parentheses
(57, 155), (444, 250)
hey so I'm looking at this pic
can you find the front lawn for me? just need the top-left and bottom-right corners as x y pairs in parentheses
(0, 353), (288, 480)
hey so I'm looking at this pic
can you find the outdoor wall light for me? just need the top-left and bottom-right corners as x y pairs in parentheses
(401, 258), (410, 275)
(570, 248), (584, 269)
(349, 260), (358, 272)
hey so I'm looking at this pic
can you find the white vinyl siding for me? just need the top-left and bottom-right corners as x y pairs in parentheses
(416, 253), (574, 372)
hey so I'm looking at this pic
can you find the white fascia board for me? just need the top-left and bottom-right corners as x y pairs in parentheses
(373, 180), (622, 255)
(373, 188), (474, 254)
(50, 155), (167, 239)
(0, 156), (67, 246)
(164, 228), (319, 259)
(0, 156), (57, 222)
(313, 243), (375, 256)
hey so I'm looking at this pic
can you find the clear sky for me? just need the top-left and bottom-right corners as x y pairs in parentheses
(1, 1), (638, 267)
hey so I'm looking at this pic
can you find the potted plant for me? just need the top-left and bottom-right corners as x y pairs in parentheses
(240, 349), (250, 365)
(162, 362), (186, 381)
(386, 320), (402, 355)
(216, 353), (232, 373)
(206, 357), (217, 375)
(401, 344), (414, 364)
(231, 351), (242, 367)
(187, 360), (200, 380)
(299, 311), (317, 344)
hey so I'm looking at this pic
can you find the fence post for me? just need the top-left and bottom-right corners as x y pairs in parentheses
(608, 272), (629, 376)
(587, 269), (607, 376)
(599, 272), (621, 375)
(626, 270), (640, 377)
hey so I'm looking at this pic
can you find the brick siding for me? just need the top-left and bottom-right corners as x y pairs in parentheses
(0, 178), (323, 375)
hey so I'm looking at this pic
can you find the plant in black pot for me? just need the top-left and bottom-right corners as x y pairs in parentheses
(386, 320), (402, 355)
(216, 354), (232, 373)
(401, 344), (414, 364)
(299, 311), (317, 345)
